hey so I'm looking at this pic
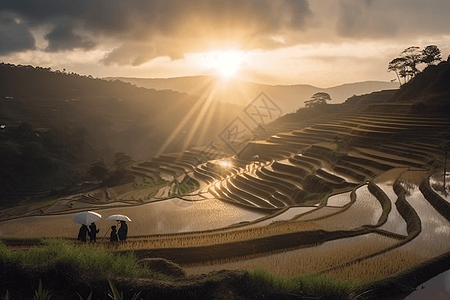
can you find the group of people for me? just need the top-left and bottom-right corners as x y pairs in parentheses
(77, 220), (128, 242)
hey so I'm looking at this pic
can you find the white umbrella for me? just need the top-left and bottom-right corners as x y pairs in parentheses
(106, 214), (131, 222)
(73, 211), (102, 225)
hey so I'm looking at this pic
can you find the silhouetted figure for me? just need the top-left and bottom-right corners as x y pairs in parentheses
(110, 225), (118, 242)
(118, 221), (128, 241)
(89, 222), (100, 242)
(77, 224), (88, 242)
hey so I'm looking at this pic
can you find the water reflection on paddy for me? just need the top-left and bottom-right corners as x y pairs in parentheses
(0, 198), (266, 238)
(374, 168), (408, 236)
(244, 206), (317, 228)
(429, 174), (450, 203)
(376, 183), (408, 236)
(400, 181), (450, 258)
(326, 191), (352, 207)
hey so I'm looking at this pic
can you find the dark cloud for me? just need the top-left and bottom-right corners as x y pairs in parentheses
(0, 0), (314, 64)
(44, 19), (95, 52)
(336, 0), (398, 39)
(336, 0), (450, 40)
(0, 12), (35, 55)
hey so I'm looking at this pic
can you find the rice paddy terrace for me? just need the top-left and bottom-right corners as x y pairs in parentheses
(1, 107), (450, 284)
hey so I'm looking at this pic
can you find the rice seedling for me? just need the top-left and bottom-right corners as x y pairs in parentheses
(322, 171), (450, 281)
(243, 267), (363, 299)
(108, 220), (320, 250)
(184, 233), (398, 276)
(324, 247), (426, 281)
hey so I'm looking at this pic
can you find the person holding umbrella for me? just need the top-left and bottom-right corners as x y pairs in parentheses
(77, 224), (89, 242)
(110, 225), (118, 242)
(89, 222), (100, 242)
(73, 211), (101, 242)
(118, 220), (128, 241)
(106, 214), (131, 241)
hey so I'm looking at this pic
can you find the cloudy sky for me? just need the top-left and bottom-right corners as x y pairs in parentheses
(1, 0), (449, 87)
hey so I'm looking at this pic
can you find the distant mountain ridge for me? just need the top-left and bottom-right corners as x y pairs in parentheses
(106, 76), (399, 113)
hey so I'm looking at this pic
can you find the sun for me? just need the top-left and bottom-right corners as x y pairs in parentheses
(194, 50), (245, 79)
(213, 51), (244, 78)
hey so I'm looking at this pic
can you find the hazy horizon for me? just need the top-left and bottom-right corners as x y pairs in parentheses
(1, 1), (450, 87)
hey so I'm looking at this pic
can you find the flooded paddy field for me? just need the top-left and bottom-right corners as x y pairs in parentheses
(1, 109), (450, 293)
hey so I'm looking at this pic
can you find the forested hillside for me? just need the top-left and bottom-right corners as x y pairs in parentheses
(0, 63), (242, 205)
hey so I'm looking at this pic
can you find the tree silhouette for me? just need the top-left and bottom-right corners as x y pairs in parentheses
(421, 45), (442, 66)
(400, 46), (422, 80)
(388, 57), (407, 86)
(304, 92), (332, 108)
(113, 152), (134, 170)
(388, 45), (444, 86)
(88, 159), (109, 181)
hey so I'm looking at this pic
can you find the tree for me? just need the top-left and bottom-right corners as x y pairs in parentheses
(388, 57), (407, 86)
(304, 92), (332, 108)
(421, 45), (442, 66)
(400, 46), (422, 80)
(388, 46), (424, 85)
(88, 158), (109, 181)
(113, 152), (134, 170)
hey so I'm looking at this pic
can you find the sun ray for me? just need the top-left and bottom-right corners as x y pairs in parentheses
(155, 77), (216, 155)
(181, 82), (221, 150)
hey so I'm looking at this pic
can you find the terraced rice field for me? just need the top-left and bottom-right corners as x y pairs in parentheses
(1, 110), (450, 284)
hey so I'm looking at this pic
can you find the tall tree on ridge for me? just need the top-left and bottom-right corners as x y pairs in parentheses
(388, 57), (407, 86)
(400, 46), (422, 80)
(421, 45), (442, 66)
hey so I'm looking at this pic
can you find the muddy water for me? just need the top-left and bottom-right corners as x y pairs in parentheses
(374, 168), (408, 236)
(0, 198), (266, 238)
(399, 172), (450, 258)
(311, 185), (382, 230)
(429, 173), (450, 203)
(326, 191), (352, 207)
(244, 206), (317, 228)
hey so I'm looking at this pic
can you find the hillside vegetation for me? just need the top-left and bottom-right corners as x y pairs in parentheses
(0, 63), (242, 205)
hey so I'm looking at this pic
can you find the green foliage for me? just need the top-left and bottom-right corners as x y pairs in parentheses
(2, 290), (9, 300)
(34, 279), (51, 300)
(89, 159), (109, 181)
(108, 280), (142, 300)
(0, 239), (148, 279)
(244, 268), (362, 300)
(77, 291), (94, 300)
(113, 152), (134, 170)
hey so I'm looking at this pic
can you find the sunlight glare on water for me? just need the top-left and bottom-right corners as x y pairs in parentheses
(326, 191), (352, 207)
(0, 198), (266, 238)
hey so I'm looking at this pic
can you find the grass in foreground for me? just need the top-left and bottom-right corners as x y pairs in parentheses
(0, 239), (150, 279)
(0, 238), (375, 299)
(243, 268), (364, 299)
